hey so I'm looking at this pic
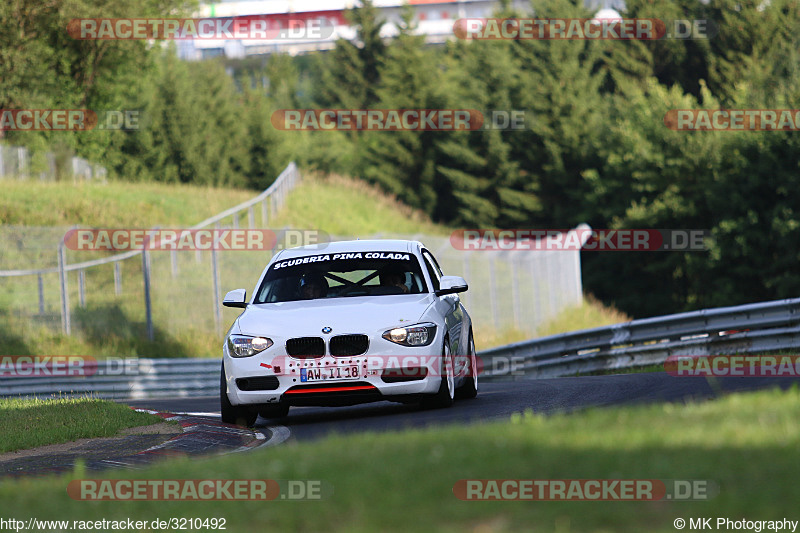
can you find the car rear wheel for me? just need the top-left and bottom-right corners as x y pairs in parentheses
(220, 364), (258, 427)
(421, 339), (454, 409)
(455, 330), (478, 399)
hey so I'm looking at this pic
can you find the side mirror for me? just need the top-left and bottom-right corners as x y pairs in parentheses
(223, 289), (248, 308)
(435, 276), (468, 297)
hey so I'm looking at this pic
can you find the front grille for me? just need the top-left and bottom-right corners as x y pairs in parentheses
(236, 376), (280, 391)
(286, 337), (325, 357)
(330, 334), (369, 356)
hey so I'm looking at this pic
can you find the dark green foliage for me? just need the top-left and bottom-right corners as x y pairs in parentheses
(4, 0), (800, 317)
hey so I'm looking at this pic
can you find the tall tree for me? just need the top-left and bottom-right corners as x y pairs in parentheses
(435, 38), (540, 227)
(313, 0), (387, 110)
(358, 5), (442, 214)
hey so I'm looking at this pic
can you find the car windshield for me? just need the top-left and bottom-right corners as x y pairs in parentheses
(253, 251), (428, 303)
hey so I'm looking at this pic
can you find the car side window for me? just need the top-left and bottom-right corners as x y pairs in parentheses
(421, 250), (441, 292)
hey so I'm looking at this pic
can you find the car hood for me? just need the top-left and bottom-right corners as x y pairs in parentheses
(236, 294), (436, 337)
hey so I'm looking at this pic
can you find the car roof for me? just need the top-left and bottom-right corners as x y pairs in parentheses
(275, 239), (425, 260)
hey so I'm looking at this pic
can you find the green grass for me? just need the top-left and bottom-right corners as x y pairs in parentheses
(0, 397), (167, 453)
(534, 296), (631, 338)
(271, 173), (448, 236)
(0, 173), (453, 359)
(475, 296), (630, 350)
(0, 174), (627, 358)
(0, 180), (256, 227)
(0, 387), (797, 531)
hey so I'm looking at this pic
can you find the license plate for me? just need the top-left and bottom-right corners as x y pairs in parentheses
(300, 365), (360, 382)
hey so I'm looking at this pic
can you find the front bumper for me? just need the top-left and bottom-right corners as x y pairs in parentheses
(223, 335), (443, 407)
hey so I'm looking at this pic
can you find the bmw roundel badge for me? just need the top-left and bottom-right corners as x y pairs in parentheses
(322, 326), (332, 334)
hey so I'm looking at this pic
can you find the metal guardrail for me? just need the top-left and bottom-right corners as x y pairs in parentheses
(3, 296), (800, 399)
(481, 296), (800, 380)
(0, 360), (221, 400)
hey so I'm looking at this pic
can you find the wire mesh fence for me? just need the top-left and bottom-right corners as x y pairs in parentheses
(0, 144), (107, 182)
(0, 163), (585, 348)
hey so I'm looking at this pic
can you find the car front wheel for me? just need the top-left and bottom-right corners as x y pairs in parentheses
(421, 339), (454, 409)
(455, 330), (478, 399)
(220, 364), (258, 427)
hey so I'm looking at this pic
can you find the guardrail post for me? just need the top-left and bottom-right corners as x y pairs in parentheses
(233, 214), (239, 230)
(79, 269), (86, 307)
(142, 249), (154, 341)
(572, 247), (583, 306)
(37, 273), (44, 315)
(261, 199), (268, 227)
(211, 244), (222, 337)
(488, 257), (498, 330)
(248, 206), (255, 229)
(58, 243), (70, 335)
(114, 262), (121, 295)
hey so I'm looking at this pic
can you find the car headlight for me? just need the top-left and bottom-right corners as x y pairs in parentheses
(382, 324), (436, 347)
(227, 335), (273, 357)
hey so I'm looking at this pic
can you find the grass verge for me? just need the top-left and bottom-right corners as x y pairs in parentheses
(0, 397), (167, 453)
(270, 173), (447, 236)
(1, 388), (798, 531)
(534, 295), (631, 338)
(0, 181), (256, 227)
(0, 173), (451, 359)
(475, 296), (631, 350)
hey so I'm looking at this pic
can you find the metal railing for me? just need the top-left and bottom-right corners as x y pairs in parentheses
(0, 171), (588, 345)
(3, 296), (800, 399)
(0, 359), (220, 400)
(0, 144), (107, 182)
(481, 296), (800, 379)
(0, 162), (301, 338)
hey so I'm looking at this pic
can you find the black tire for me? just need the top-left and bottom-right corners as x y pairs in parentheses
(455, 330), (478, 400)
(259, 402), (289, 419)
(421, 339), (454, 409)
(220, 364), (258, 427)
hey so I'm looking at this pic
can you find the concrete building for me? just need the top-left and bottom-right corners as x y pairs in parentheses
(179, 0), (626, 59)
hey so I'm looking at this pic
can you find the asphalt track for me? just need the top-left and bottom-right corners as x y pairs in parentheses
(123, 372), (800, 442)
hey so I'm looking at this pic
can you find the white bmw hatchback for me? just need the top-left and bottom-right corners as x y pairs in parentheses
(220, 239), (477, 426)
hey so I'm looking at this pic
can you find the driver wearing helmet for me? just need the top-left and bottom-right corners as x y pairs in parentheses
(299, 273), (328, 300)
(379, 266), (410, 294)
